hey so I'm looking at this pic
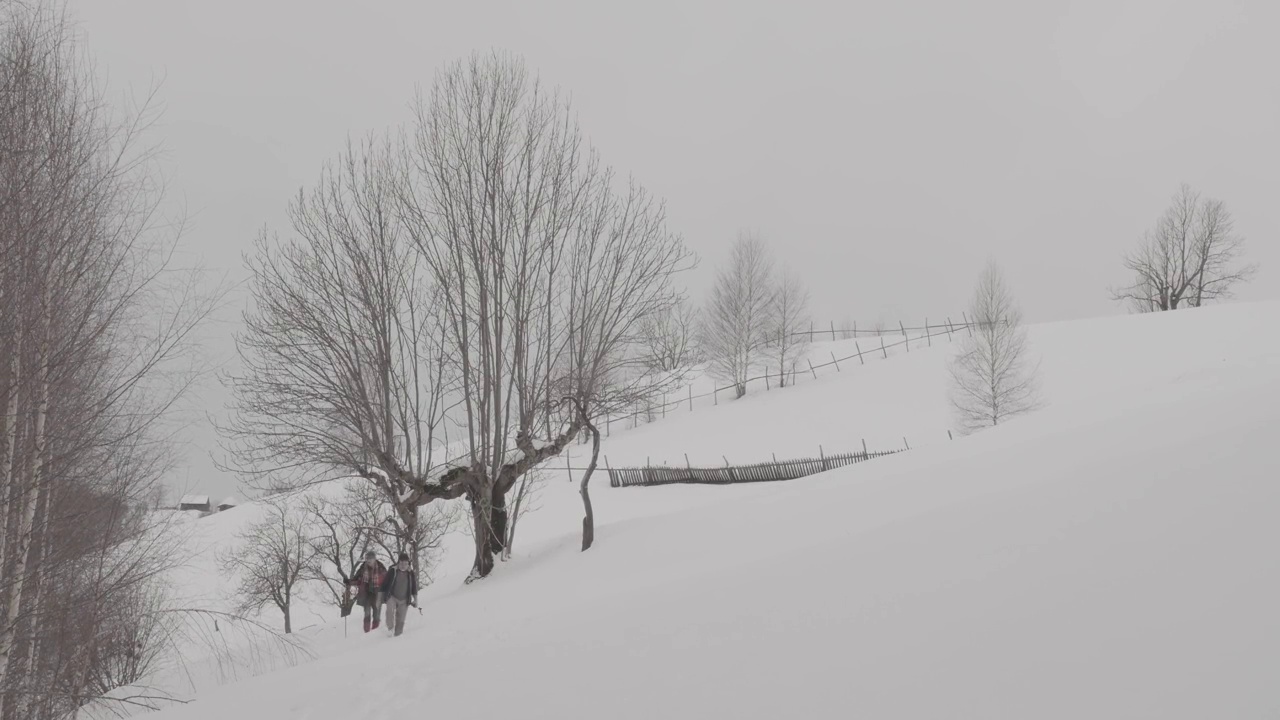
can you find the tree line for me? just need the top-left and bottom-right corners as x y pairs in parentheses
(0, 3), (222, 718)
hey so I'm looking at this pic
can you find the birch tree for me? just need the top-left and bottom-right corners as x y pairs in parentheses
(1, 2), (220, 715)
(769, 267), (810, 387)
(703, 232), (775, 398)
(1112, 184), (1258, 312)
(949, 262), (1039, 434)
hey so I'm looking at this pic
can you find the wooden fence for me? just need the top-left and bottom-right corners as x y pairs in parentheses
(598, 315), (975, 435)
(607, 447), (904, 488)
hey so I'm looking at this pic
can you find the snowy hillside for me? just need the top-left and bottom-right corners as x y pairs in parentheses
(141, 303), (1279, 719)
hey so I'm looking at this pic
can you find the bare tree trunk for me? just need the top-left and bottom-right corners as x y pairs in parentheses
(570, 398), (602, 551)
(0, 297), (47, 705)
(0, 343), (18, 569)
(21, 475), (52, 686)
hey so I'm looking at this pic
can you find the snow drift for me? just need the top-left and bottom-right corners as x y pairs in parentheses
(139, 302), (1279, 719)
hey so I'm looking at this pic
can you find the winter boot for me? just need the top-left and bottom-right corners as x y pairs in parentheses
(371, 618), (380, 631)
(363, 617), (371, 633)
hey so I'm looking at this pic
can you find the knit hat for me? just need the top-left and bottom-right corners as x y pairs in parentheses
(398, 551), (410, 562)
(364, 550), (376, 560)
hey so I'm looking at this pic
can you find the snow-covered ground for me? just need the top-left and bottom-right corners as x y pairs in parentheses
(132, 302), (1279, 719)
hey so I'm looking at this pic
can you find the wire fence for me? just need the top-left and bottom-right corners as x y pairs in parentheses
(597, 316), (976, 435)
(792, 316), (979, 341)
(606, 446), (905, 488)
(424, 314), (972, 477)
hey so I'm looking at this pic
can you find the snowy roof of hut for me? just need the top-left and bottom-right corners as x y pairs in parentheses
(178, 494), (210, 507)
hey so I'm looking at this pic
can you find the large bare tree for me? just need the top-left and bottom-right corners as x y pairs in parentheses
(1112, 184), (1258, 312)
(949, 262), (1040, 434)
(220, 136), (456, 577)
(398, 52), (690, 579)
(703, 232), (775, 398)
(769, 267), (810, 388)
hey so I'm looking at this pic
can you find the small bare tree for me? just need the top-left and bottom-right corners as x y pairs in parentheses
(770, 267), (810, 387)
(703, 232), (775, 398)
(1112, 184), (1258, 312)
(639, 298), (700, 372)
(219, 499), (315, 634)
(949, 262), (1039, 434)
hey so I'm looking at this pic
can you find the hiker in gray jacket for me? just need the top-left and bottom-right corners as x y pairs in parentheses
(379, 551), (418, 637)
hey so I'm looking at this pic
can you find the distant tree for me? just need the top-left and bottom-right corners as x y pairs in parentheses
(949, 262), (1039, 434)
(838, 317), (856, 340)
(640, 298), (700, 372)
(769, 268), (810, 387)
(1112, 184), (1258, 312)
(704, 233), (776, 398)
(220, 499), (314, 634)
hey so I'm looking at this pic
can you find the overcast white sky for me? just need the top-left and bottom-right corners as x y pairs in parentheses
(68, 0), (1280, 500)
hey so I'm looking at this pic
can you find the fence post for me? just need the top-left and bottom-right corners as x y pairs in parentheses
(765, 373), (770, 390)
(820, 445), (829, 471)
(948, 430), (953, 440)
(662, 392), (666, 418)
(688, 385), (693, 411)
(880, 335), (888, 359)
(925, 317), (932, 347)
(962, 311), (974, 337)
(566, 452), (572, 483)
(830, 320), (836, 342)
(605, 455), (614, 487)
(855, 340), (864, 364)
(862, 438), (868, 456)
(807, 359), (817, 380)
(853, 320), (857, 337)
(903, 437), (911, 450)
(900, 320), (909, 351)
(714, 386), (718, 406)
(607, 415), (611, 436)
(946, 317), (955, 339)
(830, 352), (840, 371)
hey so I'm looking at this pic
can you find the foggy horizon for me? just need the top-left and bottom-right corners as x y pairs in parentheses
(65, 0), (1280, 500)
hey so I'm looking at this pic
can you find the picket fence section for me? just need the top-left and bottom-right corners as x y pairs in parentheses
(607, 448), (904, 488)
